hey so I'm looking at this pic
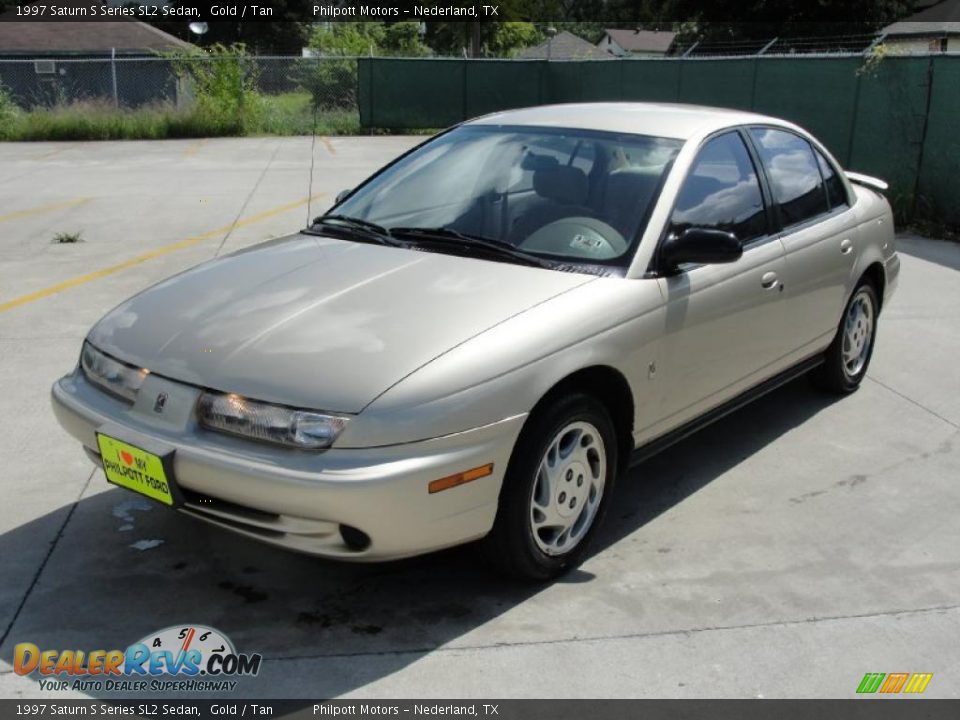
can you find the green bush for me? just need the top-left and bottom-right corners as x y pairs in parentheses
(168, 43), (263, 132)
(0, 82), (22, 139)
(295, 59), (358, 111)
(297, 22), (429, 111)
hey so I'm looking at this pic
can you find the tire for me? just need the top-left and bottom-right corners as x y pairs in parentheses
(812, 280), (880, 394)
(481, 393), (618, 580)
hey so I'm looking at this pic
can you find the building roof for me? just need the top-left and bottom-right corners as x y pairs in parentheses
(517, 31), (614, 60)
(602, 28), (677, 54)
(470, 102), (785, 142)
(882, 0), (960, 35)
(0, 0), (195, 54)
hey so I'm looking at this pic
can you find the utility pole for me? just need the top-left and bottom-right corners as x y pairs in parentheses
(546, 26), (557, 61)
(110, 48), (119, 108)
(471, 23), (482, 58)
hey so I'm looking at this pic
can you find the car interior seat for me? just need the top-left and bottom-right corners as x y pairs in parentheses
(601, 167), (663, 237)
(510, 164), (594, 242)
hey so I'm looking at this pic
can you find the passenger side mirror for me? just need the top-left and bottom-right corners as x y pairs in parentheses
(660, 227), (742, 271)
(335, 188), (352, 204)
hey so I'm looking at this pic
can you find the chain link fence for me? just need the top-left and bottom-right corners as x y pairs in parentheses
(0, 56), (362, 135)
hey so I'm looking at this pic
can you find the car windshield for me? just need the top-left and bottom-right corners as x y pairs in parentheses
(330, 124), (683, 269)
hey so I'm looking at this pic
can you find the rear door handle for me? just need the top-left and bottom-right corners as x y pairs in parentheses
(761, 271), (779, 290)
(840, 238), (853, 254)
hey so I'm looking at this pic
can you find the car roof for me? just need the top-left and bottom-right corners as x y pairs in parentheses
(467, 102), (785, 141)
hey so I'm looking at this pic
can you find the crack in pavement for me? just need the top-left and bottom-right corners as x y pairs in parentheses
(261, 602), (960, 664)
(866, 375), (959, 430)
(0, 468), (96, 650)
(213, 139), (284, 258)
(3, 595), (956, 675)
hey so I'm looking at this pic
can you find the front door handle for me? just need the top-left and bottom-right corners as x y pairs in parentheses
(840, 238), (853, 255)
(761, 271), (779, 290)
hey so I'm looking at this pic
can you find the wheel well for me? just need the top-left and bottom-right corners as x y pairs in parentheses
(535, 366), (635, 475)
(862, 262), (886, 311)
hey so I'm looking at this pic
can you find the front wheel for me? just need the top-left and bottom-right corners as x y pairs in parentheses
(481, 393), (617, 580)
(813, 280), (879, 394)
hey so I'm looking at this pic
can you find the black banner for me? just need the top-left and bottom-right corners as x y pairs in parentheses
(0, 0), (904, 23)
(1, 1), (526, 23)
(3, 700), (960, 719)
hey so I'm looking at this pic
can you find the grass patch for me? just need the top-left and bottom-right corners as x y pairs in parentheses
(255, 92), (361, 136)
(0, 93), (361, 141)
(52, 230), (83, 244)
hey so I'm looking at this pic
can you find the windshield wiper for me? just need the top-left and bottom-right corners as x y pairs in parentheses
(307, 214), (403, 247)
(389, 226), (553, 269)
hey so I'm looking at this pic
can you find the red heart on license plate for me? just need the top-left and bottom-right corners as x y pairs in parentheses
(120, 451), (134, 466)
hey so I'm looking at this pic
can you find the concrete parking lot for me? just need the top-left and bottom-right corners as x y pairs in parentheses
(0, 137), (958, 700)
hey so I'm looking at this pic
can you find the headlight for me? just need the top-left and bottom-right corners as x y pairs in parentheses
(196, 392), (349, 450)
(80, 342), (149, 403)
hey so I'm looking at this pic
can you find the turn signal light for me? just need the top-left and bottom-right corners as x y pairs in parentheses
(428, 463), (494, 494)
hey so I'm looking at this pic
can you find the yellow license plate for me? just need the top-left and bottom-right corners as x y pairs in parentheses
(96, 434), (175, 506)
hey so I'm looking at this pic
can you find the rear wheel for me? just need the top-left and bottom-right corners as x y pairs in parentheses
(813, 280), (879, 394)
(482, 393), (617, 580)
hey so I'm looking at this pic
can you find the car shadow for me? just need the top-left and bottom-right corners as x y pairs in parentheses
(0, 376), (838, 701)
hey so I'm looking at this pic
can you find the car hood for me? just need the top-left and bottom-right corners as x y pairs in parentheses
(88, 233), (594, 413)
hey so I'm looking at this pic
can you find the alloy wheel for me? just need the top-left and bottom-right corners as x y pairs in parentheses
(529, 420), (607, 556)
(842, 288), (875, 378)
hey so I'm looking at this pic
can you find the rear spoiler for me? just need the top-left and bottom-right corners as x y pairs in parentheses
(845, 171), (889, 193)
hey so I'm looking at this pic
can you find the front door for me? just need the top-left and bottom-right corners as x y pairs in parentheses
(654, 131), (789, 431)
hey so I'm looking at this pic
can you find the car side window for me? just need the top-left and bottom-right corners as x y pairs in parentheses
(814, 149), (849, 211)
(670, 131), (767, 243)
(749, 128), (829, 227)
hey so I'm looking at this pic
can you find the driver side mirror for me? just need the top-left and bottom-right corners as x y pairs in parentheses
(335, 188), (352, 204)
(659, 227), (742, 272)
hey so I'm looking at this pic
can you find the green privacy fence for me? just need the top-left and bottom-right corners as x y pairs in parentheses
(358, 55), (960, 226)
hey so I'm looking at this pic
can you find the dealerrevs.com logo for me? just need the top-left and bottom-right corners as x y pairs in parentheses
(14, 625), (262, 693)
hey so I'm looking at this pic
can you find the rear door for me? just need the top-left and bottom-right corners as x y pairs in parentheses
(654, 131), (788, 430)
(747, 127), (858, 354)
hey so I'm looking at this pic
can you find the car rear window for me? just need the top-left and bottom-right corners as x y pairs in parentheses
(749, 128), (829, 227)
(815, 149), (849, 211)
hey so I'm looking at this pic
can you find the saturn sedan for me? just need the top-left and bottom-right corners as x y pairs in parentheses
(51, 102), (900, 579)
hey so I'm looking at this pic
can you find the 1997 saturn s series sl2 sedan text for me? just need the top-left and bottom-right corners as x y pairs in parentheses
(52, 103), (900, 579)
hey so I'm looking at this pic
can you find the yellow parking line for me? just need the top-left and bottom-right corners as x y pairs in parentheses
(320, 136), (336, 155)
(0, 197), (92, 224)
(0, 192), (327, 315)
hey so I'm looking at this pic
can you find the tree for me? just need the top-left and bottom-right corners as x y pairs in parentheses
(659, 0), (913, 38)
(425, 21), (542, 57)
(305, 22), (430, 58)
(307, 22), (385, 56)
(486, 22), (542, 57)
(383, 22), (432, 57)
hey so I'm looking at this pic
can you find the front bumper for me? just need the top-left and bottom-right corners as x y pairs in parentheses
(51, 369), (525, 561)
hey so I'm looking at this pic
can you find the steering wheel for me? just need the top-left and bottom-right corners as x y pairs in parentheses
(518, 217), (627, 261)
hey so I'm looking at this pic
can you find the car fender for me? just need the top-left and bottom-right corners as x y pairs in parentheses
(336, 277), (666, 448)
(848, 184), (896, 311)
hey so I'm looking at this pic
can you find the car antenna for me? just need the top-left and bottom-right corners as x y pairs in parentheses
(305, 95), (319, 227)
